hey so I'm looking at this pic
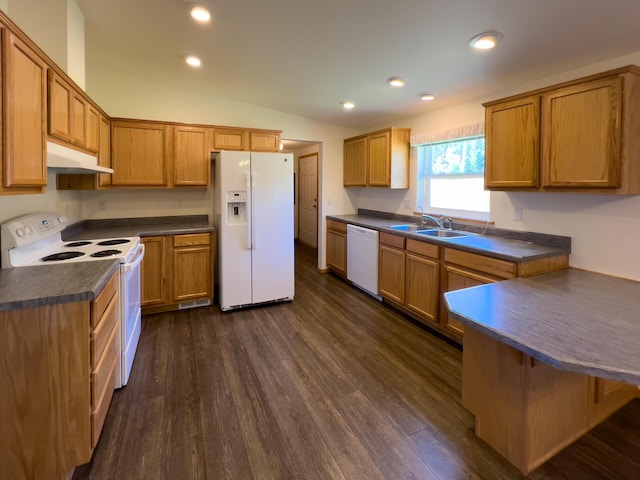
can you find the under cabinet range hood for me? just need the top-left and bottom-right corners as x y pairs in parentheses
(47, 141), (114, 174)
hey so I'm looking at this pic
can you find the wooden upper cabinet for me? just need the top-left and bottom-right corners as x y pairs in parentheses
(343, 136), (367, 186)
(213, 128), (245, 151)
(173, 126), (210, 187)
(48, 70), (73, 142)
(541, 77), (622, 189)
(249, 131), (280, 152)
(484, 65), (640, 194)
(485, 96), (540, 189)
(111, 120), (170, 187)
(344, 127), (410, 188)
(2, 28), (47, 191)
(97, 116), (111, 188)
(86, 104), (100, 153)
(71, 92), (87, 147)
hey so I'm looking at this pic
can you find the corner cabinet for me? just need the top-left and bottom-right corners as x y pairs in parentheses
(485, 65), (640, 194)
(1, 28), (47, 194)
(141, 232), (215, 315)
(343, 127), (410, 188)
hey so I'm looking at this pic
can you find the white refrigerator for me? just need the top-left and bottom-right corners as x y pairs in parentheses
(214, 150), (295, 310)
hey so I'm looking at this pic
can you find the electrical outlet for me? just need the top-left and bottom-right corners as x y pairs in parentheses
(513, 207), (523, 221)
(98, 200), (106, 211)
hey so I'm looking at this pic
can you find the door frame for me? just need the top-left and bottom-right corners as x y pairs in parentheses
(297, 152), (319, 248)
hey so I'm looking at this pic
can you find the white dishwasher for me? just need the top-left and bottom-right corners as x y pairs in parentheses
(347, 224), (382, 300)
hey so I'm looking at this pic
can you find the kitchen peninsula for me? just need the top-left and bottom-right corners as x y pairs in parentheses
(445, 269), (640, 475)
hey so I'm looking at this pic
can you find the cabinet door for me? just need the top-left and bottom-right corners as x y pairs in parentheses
(141, 236), (168, 307)
(379, 245), (405, 304)
(173, 246), (212, 302)
(587, 376), (637, 427)
(213, 128), (245, 150)
(326, 229), (347, 277)
(174, 126), (210, 186)
(86, 105), (100, 153)
(343, 136), (367, 186)
(71, 92), (87, 148)
(3, 29), (47, 189)
(441, 265), (497, 336)
(405, 253), (439, 324)
(47, 70), (73, 142)
(368, 130), (391, 186)
(485, 96), (540, 189)
(250, 131), (280, 152)
(542, 77), (622, 189)
(98, 116), (111, 188)
(111, 121), (169, 186)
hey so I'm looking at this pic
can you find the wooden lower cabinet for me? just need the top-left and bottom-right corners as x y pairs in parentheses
(142, 232), (214, 314)
(0, 269), (119, 480)
(326, 220), (347, 277)
(378, 234), (406, 304)
(405, 251), (439, 324)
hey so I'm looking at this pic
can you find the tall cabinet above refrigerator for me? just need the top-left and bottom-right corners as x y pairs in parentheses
(214, 150), (295, 310)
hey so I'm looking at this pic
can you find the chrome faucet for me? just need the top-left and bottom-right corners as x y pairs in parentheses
(421, 214), (444, 229)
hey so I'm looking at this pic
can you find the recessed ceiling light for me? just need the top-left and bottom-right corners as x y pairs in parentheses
(469, 31), (502, 50)
(419, 93), (436, 101)
(341, 101), (355, 110)
(190, 6), (211, 23)
(185, 55), (202, 67)
(387, 77), (406, 87)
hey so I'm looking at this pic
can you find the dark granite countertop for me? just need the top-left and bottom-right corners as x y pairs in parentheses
(62, 215), (214, 240)
(328, 212), (570, 262)
(445, 268), (640, 384)
(0, 260), (119, 312)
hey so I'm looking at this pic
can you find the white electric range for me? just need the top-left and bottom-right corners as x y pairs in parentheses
(1, 212), (145, 388)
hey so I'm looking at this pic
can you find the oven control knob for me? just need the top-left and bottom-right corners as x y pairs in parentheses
(16, 228), (26, 237)
(25, 226), (34, 234)
(57, 215), (68, 224)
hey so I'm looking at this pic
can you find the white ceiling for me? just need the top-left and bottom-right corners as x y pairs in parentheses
(76, 0), (640, 130)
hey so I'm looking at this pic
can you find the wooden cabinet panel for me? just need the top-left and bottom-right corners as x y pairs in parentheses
(111, 121), (169, 186)
(444, 248), (517, 279)
(86, 105), (100, 153)
(326, 228), (347, 277)
(3, 29), (47, 190)
(368, 130), (391, 186)
(485, 96), (540, 189)
(542, 77), (622, 188)
(90, 319), (118, 448)
(48, 70), (73, 142)
(379, 244), (405, 304)
(250, 131), (280, 152)
(343, 136), (367, 186)
(406, 253), (439, 324)
(71, 92), (87, 147)
(587, 376), (637, 427)
(173, 246), (212, 302)
(174, 126), (210, 186)
(141, 236), (168, 306)
(213, 128), (245, 151)
(98, 116), (111, 188)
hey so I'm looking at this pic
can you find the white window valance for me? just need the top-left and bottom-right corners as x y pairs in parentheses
(410, 122), (484, 146)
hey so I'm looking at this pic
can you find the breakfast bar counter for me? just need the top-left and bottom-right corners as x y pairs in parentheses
(444, 268), (640, 475)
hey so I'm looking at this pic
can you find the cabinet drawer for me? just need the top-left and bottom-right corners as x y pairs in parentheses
(380, 232), (405, 249)
(406, 239), (439, 259)
(91, 271), (119, 328)
(91, 323), (118, 448)
(173, 233), (211, 247)
(327, 219), (347, 234)
(91, 291), (119, 369)
(443, 248), (516, 279)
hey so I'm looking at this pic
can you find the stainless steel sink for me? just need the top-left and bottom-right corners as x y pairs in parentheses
(415, 229), (471, 238)
(388, 224), (418, 231)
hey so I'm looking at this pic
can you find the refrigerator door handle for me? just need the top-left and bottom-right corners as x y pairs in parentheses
(245, 172), (252, 250)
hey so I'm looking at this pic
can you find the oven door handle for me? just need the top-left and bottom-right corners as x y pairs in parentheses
(123, 243), (145, 272)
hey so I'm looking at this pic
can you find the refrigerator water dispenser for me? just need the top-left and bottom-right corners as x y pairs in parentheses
(226, 191), (247, 224)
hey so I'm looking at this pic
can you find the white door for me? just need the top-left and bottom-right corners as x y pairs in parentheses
(217, 150), (253, 309)
(250, 152), (295, 304)
(298, 153), (318, 248)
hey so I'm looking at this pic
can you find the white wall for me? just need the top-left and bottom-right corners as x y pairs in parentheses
(349, 51), (640, 281)
(66, 0), (85, 88)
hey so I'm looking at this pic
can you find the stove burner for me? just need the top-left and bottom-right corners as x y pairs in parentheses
(65, 241), (92, 247)
(41, 251), (85, 262)
(91, 249), (122, 258)
(97, 239), (130, 246)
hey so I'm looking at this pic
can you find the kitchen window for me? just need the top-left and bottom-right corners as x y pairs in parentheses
(416, 135), (490, 220)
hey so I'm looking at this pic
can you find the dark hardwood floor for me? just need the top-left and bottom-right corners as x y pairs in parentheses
(75, 243), (640, 479)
